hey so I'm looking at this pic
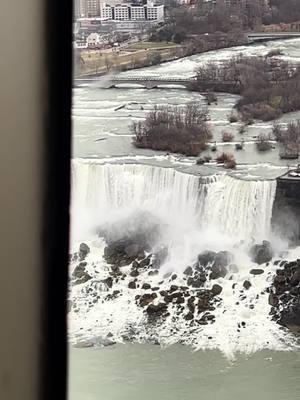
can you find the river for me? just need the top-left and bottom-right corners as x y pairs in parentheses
(70, 38), (300, 400)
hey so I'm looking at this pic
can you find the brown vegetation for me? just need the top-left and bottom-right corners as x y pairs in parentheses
(216, 152), (236, 168)
(256, 134), (273, 151)
(194, 56), (300, 122)
(273, 121), (300, 158)
(222, 131), (235, 142)
(132, 103), (212, 156)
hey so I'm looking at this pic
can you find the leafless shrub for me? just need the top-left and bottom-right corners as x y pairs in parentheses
(132, 103), (212, 156)
(256, 133), (272, 151)
(222, 131), (235, 142)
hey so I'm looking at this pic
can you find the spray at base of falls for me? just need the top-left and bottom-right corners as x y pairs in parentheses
(69, 160), (299, 357)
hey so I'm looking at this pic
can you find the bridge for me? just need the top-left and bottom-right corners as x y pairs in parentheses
(247, 32), (300, 43)
(104, 76), (196, 89)
(103, 75), (239, 91)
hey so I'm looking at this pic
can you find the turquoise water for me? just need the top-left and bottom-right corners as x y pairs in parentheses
(69, 344), (300, 400)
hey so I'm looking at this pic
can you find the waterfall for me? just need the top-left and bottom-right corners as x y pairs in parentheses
(71, 160), (276, 243)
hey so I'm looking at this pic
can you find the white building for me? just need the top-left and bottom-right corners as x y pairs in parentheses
(114, 4), (130, 20)
(86, 32), (102, 46)
(101, 1), (164, 21)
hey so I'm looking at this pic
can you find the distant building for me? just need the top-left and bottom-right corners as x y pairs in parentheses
(101, 1), (164, 21)
(86, 32), (102, 46)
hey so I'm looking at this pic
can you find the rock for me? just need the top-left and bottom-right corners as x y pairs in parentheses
(79, 243), (90, 260)
(210, 264), (227, 279)
(250, 268), (264, 275)
(184, 266), (193, 276)
(274, 275), (285, 284)
(139, 257), (151, 268)
(73, 262), (87, 279)
(171, 274), (177, 280)
(214, 251), (232, 268)
(132, 260), (140, 269)
(139, 293), (157, 307)
(184, 312), (194, 321)
(130, 269), (139, 277)
(250, 241), (273, 265)
(211, 284), (223, 296)
(146, 303), (168, 315)
(170, 285), (179, 292)
(102, 276), (113, 289)
(125, 244), (140, 258)
(142, 283), (151, 290)
(268, 293), (279, 307)
(291, 270), (300, 286)
(187, 276), (204, 288)
(198, 251), (216, 267)
(243, 280), (251, 290)
(128, 281), (136, 289)
(148, 270), (159, 276)
(279, 301), (300, 331)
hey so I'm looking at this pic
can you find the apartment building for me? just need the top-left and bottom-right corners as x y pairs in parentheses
(101, 1), (164, 21)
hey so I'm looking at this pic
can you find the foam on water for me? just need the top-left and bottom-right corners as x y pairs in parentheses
(69, 161), (300, 357)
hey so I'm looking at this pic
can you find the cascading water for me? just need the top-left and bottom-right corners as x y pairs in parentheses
(69, 160), (298, 357)
(71, 160), (276, 244)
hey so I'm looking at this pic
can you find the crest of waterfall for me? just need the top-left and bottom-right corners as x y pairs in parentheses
(71, 160), (276, 243)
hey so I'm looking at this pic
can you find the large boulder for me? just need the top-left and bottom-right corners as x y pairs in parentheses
(79, 243), (90, 261)
(198, 251), (216, 267)
(214, 251), (232, 268)
(279, 302), (300, 332)
(250, 241), (273, 265)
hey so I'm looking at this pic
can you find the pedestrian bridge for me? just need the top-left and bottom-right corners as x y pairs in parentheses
(247, 31), (300, 43)
(105, 75), (196, 89)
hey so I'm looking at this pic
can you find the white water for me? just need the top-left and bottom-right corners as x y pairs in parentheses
(68, 160), (300, 357)
(71, 160), (276, 246)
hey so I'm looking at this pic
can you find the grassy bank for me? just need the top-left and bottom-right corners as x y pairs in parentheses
(74, 42), (183, 78)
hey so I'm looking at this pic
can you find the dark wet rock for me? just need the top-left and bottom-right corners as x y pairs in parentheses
(125, 244), (141, 258)
(198, 251), (216, 267)
(250, 268), (264, 275)
(128, 281), (137, 289)
(139, 293), (157, 307)
(210, 264), (227, 280)
(139, 256), (151, 268)
(187, 297), (195, 312)
(214, 251), (232, 268)
(146, 302), (168, 316)
(130, 269), (139, 277)
(102, 276), (113, 289)
(250, 241), (273, 265)
(274, 275), (285, 284)
(268, 293), (279, 307)
(243, 280), (251, 290)
(187, 276), (204, 288)
(170, 285), (179, 292)
(291, 270), (300, 286)
(148, 269), (159, 276)
(279, 302), (300, 332)
(184, 312), (194, 321)
(171, 274), (177, 281)
(269, 259), (300, 332)
(79, 243), (90, 261)
(142, 283), (151, 290)
(131, 260), (140, 270)
(151, 287), (160, 291)
(73, 262), (87, 279)
(184, 266), (193, 276)
(211, 284), (223, 296)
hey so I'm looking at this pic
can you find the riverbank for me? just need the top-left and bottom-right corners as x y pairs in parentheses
(74, 33), (249, 79)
